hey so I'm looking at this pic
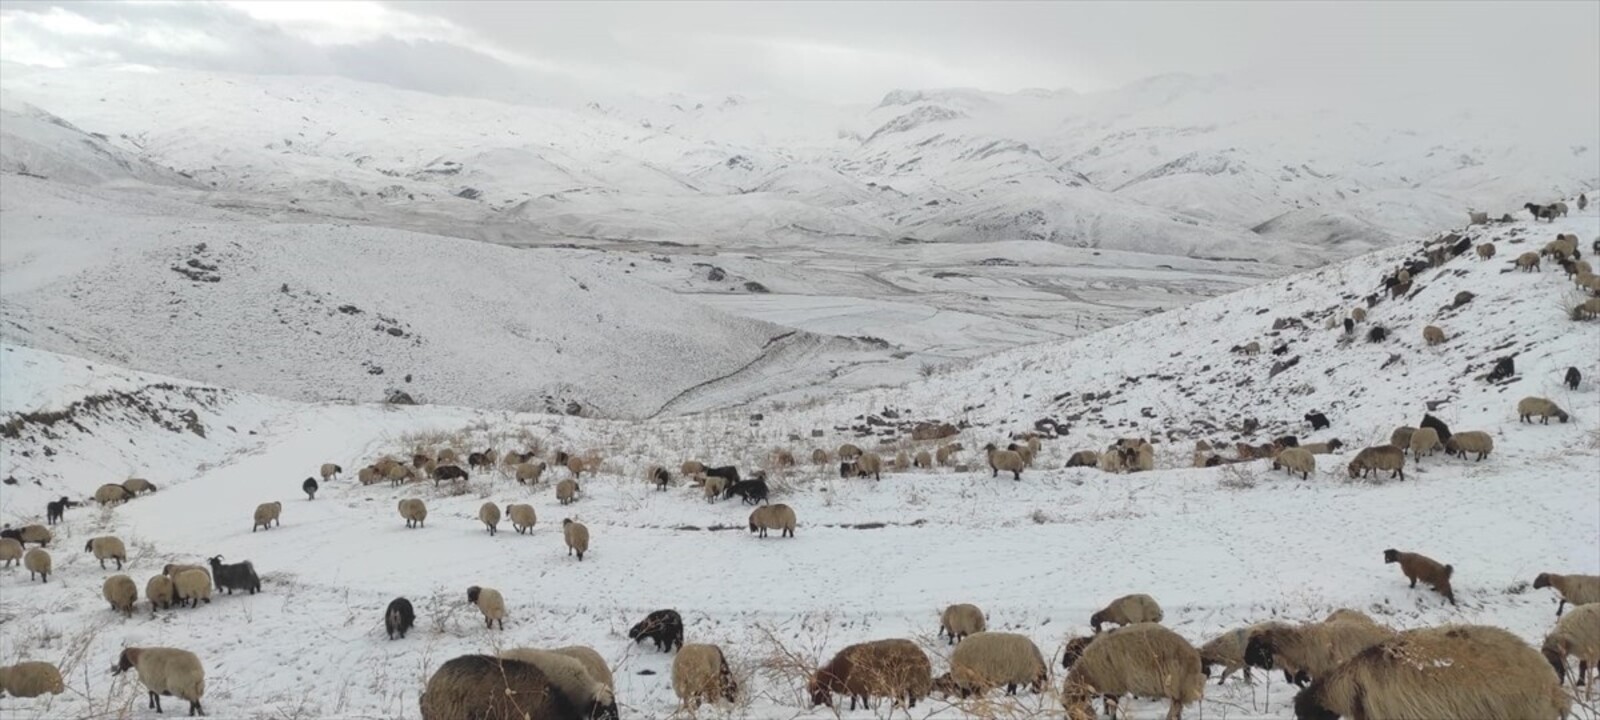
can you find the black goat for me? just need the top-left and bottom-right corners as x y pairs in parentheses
(628, 609), (684, 652)
(1366, 325), (1388, 343)
(703, 465), (740, 486)
(432, 465), (469, 485)
(45, 496), (78, 526)
(385, 597), (415, 640)
(1305, 411), (1330, 431)
(1488, 355), (1515, 382)
(302, 477), (318, 500)
(724, 479), (769, 505)
(1343, 317), (1354, 335)
(1566, 367), (1582, 391)
(208, 555), (261, 595)
(651, 466), (671, 490)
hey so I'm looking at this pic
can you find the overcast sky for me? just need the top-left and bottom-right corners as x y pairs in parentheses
(1, 1), (1596, 106)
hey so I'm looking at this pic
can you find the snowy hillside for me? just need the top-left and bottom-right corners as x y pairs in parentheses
(1, 203), (1595, 719)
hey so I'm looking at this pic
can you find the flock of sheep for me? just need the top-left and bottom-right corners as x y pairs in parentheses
(2, 207), (1596, 719)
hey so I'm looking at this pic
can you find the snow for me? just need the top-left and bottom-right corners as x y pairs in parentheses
(2, 199), (1596, 718)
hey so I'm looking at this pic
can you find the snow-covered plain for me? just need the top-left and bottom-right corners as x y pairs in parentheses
(2, 202), (1596, 719)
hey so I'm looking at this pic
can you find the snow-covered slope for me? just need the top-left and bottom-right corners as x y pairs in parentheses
(1, 204), (1594, 719)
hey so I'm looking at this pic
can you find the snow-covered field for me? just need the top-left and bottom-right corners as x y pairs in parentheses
(3, 201), (1596, 719)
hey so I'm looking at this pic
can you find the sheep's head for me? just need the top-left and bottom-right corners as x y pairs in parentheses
(1533, 573), (1552, 589)
(1556, 410), (1571, 423)
(588, 688), (620, 720)
(1088, 611), (1107, 633)
(1292, 682), (1339, 720)
(466, 586), (481, 604)
(1543, 640), (1571, 684)
(806, 675), (831, 707)
(1346, 462), (1360, 479)
(931, 672), (958, 698)
(111, 648), (140, 675)
(1243, 633), (1278, 670)
(1061, 636), (1093, 669)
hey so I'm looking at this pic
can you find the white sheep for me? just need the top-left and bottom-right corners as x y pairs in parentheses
(466, 585), (506, 630)
(85, 535), (127, 570)
(112, 647), (205, 716)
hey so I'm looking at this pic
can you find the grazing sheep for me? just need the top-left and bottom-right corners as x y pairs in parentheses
(1422, 325), (1446, 345)
(1476, 242), (1496, 260)
(1544, 604), (1600, 693)
(1390, 426), (1416, 450)
(173, 568), (211, 608)
(1582, 194), (1590, 211)
(563, 518), (589, 561)
(838, 443), (863, 460)
(913, 450), (933, 468)
(1301, 440), (1344, 454)
(724, 479), (770, 505)
(703, 474), (729, 502)
(648, 465), (671, 490)
(85, 535), (127, 569)
(680, 460), (706, 482)
(548, 647), (613, 692)
(318, 463), (341, 481)
(506, 503), (537, 534)
(1578, 297), (1600, 320)
(1272, 447), (1316, 479)
(1090, 593), (1163, 633)
(95, 483), (131, 505)
(1518, 396), (1570, 424)
(1061, 624), (1204, 720)
(1517, 251), (1542, 271)
(162, 563), (208, 579)
(939, 632), (1048, 697)
(1366, 325), (1388, 342)
(467, 451), (490, 469)
(398, 498), (427, 528)
(357, 466), (381, 485)
(123, 477), (158, 495)
(0, 661), (65, 698)
(103, 574), (138, 617)
(1129, 442), (1155, 472)
(809, 639), (932, 710)
(382, 463), (410, 486)
(3, 524), (52, 548)
(465, 585), (505, 630)
(383, 597), (415, 640)
(853, 452), (883, 481)
(1348, 445), (1406, 481)
(112, 649), (207, 718)
(1546, 233), (1580, 259)
(1444, 431), (1494, 461)
(1533, 573), (1600, 617)
(565, 456), (589, 478)
(984, 443), (1025, 481)
(23, 548), (50, 582)
(1065, 450), (1099, 468)
(477, 502), (500, 536)
(1408, 426), (1441, 460)
(431, 464), (468, 485)
(703, 465), (740, 487)
(629, 609), (684, 652)
(810, 448), (829, 465)
(515, 461), (545, 484)
(1295, 625), (1569, 720)
(940, 603), (986, 645)
(418, 655), (576, 720)
(556, 478), (580, 505)
(495, 649), (618, 720)
(1384, 549), (1456, 605)
(936, 443), (962, 466)
(1245, 618), (1396, 687)
(251, 501), (281, 532)
(147, 574), (175, 611)
(1198, 622), (1291, 685)
(748, 503), (796, 538)
(673, 644), (737, 709)
(0, 537), (21, 567)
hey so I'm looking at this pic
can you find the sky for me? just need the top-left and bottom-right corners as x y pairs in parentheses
(0, 1), (1597, 107)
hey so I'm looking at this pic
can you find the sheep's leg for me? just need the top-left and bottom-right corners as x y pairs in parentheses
(190, 698), (204, 716)
(1409, 577), (1417, 588)
(1165, 698), (1184, 720)
(1557, 599), (1567, 617)
(150, 690), (161, 711)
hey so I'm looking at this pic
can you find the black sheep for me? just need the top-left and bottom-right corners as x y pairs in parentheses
(1525, 202), (1555, 222)
(1488, 355), (1515, 382)
(703, 465), (740, 486)
(1343, 317), (1354, 335)
(651, 466), (671, 490)
(1305, 411), (1330, 431)
(302, 477), (318, 500)
(1274, 435), (1298, 448)
(467, 452), (490, 469)
(838, 461), (857, 479)
(1449, 236), (1472, 257)
(1271, 343), (1290, 356)
(208, 555), (261, 595)
(45, 496), (77, 526)
(1419, 413), (1453, 443)
(432, 464), (469, 485)
(628, 609), (684, 653)
(724, 479), (769, 505)
(1566, 367), (1582, 391)
(1366, 325), (1388, 343)
(385, 597), (415, 640)
(551, 450), (570, 466)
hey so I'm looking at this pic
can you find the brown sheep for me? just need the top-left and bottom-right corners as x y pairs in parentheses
(563, 518), (589, 561)
(1408, 426), (1441, 460)
(1384, 549), (1456, 605)
(1065, 450), (1099, 468)
(1443, 430), (1494, 461)
(1090, 593), (1163, 632)
(672, 644), (737, 709)
(1061, 624), (1204, 720)
(1475, 242), (1496, 260)
(1422, 325), (1446, 345)
(418, 655), (575, 720)
(1244, 617), (1396, 686)
(1348, 445), (1405, 481)
(1390, 426), (1416, 451)
(983, 443), (1025, 481)
(939, 603), (986, 645)
(810, 448), (829, 465)
(1533, 572), (1600, 616)
(808, 639), (932, 711)
(1516, 251), (1541, 272)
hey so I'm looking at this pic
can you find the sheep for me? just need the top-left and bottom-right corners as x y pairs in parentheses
(207, 555), (260, 595)
(838, 443), (863, 460)
(703, 465), (740, 487)
(724, 478), (769, 504)
(496, 648), (619, 719)
(854, 452), (883, 480)
(1, 525), (50, 548)
(100, 573), (138, 617)
(913, 449), (933, 468)
(673, 644), (737, 709)
(514, 461), (546, 485)
(629, 609), (684, 652)
(1384, 549), (1456, 605)
(809, 639), (931, 710)
(317, 463), (341, 482)
(984, 443), (1025, 481)
(1101, 446), (1128, 471)
(938, 632), (1048, 697)
(251, 501), (281, 532)
(1089, 593), (1163, 632)
(1390, 426), (1416, 450)
(1129, 442), (1155, 472)
(431, 464), (468, 485)
(1578, 297), (1600, 320)
(1366, 325), (1388, 342)
(1443, 430), (1494, 461)
(1544, 604), (1600, 694)
(1527, 202), (1557, 222)
(1303, 411), (1331, 432)
(1343, 317), (1355, 334)
(1239, 341), (1262, 355)
(1294, 624), (1569, 720)
(810, 448), (829, 465)
(381, 462), (410, 486)
(703, 474), (729, 501)
(565, 455), (589, 478)
(1301, 439), (1344, 454)
(1546, 233), (1580, 259)
(469, 502), (500, 536)
(1060, 624), (1204, 720)
(398, 498), (427, 528)
(357, 466), (381, 485)
(1422, 325), (1446, 345)
(24, 548), (50, 582)
(1553, 201), (1569, 217)
(1348, 445), (1405, 481)
(163, 563), (209, 579)
(1408, 426), (1441, 460)
(504, 503), (537, 534)
(0, 537), (20, 567)
(545, 647), (612, 692)
(1518, 396), (1570, 424)
(79, 537), (129, 573)
(1065, 450), (1099, 468)
(1272, 447), (1316, 480)
(939, 603), (986, 645)
(563, 518), (589, 561)
(748, 503), (796, 538)
(1517, 251), (1542, 271)
(1198, 622), (1291, 685)
(1419, 412), (1453, 442)
(893, 451), (910, 471)
(173, 568), (211, 607)
(680, 460), (706, 482)
(301, 477), (318, 500)
(1244, 617), (1396, 687)
(123, 477), (158, 495)
(95, 483), (131, 505)
(554, 478), (580, 506)
(936, 442), (962, 466)
(1534, 573), (1600, 616)
(378, 597), (416, 640)
(1476, 242), (1496, 260)
(648, 464), (671, 490)
(771, 448), (796, 468)
(464, 585), (506, 630)
(0, 661), (64, 698)
(419, 655), (579, 720)
(147, 574), (175, 611)
(1350, 307), (1367, 323)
